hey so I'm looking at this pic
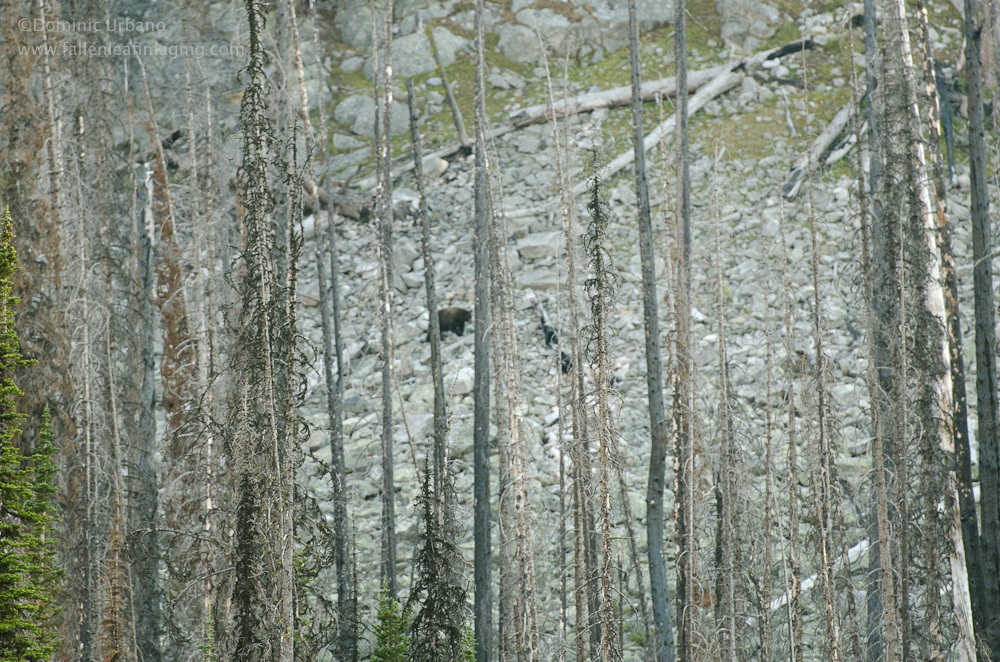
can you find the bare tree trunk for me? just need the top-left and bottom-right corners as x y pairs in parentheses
(584, 180), (619, 662)
(711, 168), (736, 662)
(231, 1), (300, 656)
(406, 80), (448, 508)
(857, 5), (888, 660)
(860, 3), (903, 653)
(535, 47), (591, 662)
(761, 332), (775, 662)
(913, 6), (972, 658)
(949, 476), (979, 662)
(473, 0), (493, 657)
(778, 212), (802, 662)
(535, 46), (573, 662)
(305, 0), (356, 654)
(625, 0), (673, 660)
(138, 53), (201, 662)
(127, 112), (162, 662)
(964, 0), (1000, 649)
(498, 312), (516, 662)
(915, 16), (985, 659)
(183, 62), (220, 654)
(99, 325), (136, 662)
(376, 0), (398, 600)
(71, 109), (98, 662)
(426, 24), (470, 150)
(673, 0), (693, 659)
(490, 169), (539, 662)
(805, 178), (840, 662)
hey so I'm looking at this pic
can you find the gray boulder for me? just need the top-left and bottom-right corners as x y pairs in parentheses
(496, 0), (673, 65)
(363, 27), (468, 80)
(497, 24), (542, 64)
(335, 2), (380, 51)
(328, 147), (371, 173)
(717, 0), (780, 51)
(340, 55), (365, 73)
(516, 231), (564, 260)
(334, 94), (373, 126)
(351, 101), (410, 138)
(333, 134), (365, 150)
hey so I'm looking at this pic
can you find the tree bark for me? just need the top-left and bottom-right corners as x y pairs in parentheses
(712, 182), (737, 662)
(426, 25), (470, 150)
(806, 179), (841, 662)
(964, 0), (1000, 650)
(674, 0), (694, 659)
(131, 128), (162, 662)
(304, 0), (356, 654)
(584, 180), (620, 662)
(626, 0), (673, 659)
(407, 80), (448, 507)
(778, 216), (803, 662)
(377, 0), (398, 600)
(914, 5), (974, 658)
(473, 0), (493, 657)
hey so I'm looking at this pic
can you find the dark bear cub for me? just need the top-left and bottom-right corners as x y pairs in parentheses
(437, 307), (472, 337)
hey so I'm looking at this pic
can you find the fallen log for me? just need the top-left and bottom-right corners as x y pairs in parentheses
(357, 42), (793, 192)
(823, 119), (866, 167)
(507, 64), (727, 128)
(507, 40), (803, 128)
(781, 101), (854, 200)
(768, 538), (869, 614)
(500, 68), (743, 220)
(572, 70), (744, 197)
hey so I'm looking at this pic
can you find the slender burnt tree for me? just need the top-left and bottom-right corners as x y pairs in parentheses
(378, 0), (398, 602)
(626, 0), (673, 657)
(673, 0), (693, 659)
(964, 0), (1000, 650)
(473, 0), (493, 659)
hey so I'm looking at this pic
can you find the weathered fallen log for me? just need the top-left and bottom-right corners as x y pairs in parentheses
(781, 101), (854, 199)
(507, 64), (727, 128)
(507, 40), (806, 128)
(572, 70), (744, 197)
(823, 120), (866, 167)
(768, 538), (869, 614)
(502, 68), (744, 219)
(356, 42), (794, 192)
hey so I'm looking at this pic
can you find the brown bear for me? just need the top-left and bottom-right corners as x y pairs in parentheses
(437, 307), (472, 337)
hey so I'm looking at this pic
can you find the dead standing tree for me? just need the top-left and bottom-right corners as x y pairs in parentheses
(304, 0), (357, 653)
(625, 0), (674, 657)
(473, 0), (494, 658)
(230, 0), (300, 658)
(406, 80), (448, 505)
(490, 168), (540, 662)
(963, 0), (1000, 650)
(136, 54), (202, 662)
(673, 0), (695, 659)
(375, 0), (399, 601)
(583, 178), (621, 662)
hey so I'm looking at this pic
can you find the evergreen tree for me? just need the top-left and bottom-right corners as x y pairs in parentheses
(408, 465), (468, 662)
(0, 208), (61, 662)
(371, 586), (410, 662)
